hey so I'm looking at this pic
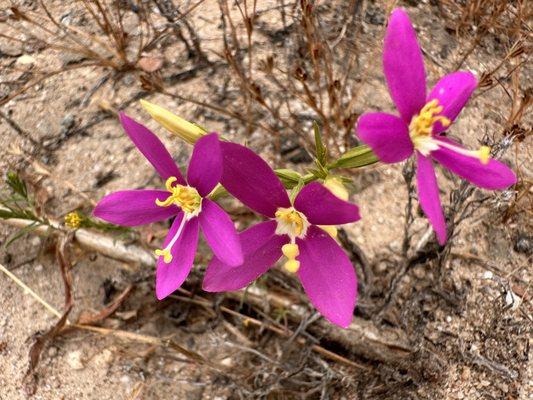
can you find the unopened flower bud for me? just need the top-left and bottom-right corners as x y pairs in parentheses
(140, 99), (206, 144)
(323, 177), (349, 201)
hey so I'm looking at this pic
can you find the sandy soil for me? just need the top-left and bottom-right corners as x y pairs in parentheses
(0, 0), (531, 399)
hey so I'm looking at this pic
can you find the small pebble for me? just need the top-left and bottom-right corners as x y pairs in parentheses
(48, 347), (58, 357)
(66, 350), (85, 370)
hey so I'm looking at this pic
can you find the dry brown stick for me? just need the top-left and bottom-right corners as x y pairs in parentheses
(1, 216), (412, 365)
(1, 216), (155, 267)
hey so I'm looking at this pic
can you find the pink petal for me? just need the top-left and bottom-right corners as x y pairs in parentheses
(120, 113), (185, 183)
(356, 112), (413, 163)
(187, 133), (222, 196)
(220, 142), (290, 218)
(383, 8), (426, 122)
(93, 190), (180, 226)
(416, 153), (446, 245)
(203, 221), (288, 292)
(156, 215), (199, 299)
(199, 199), (243, 267)
(427, 71), (477, 134)
(432, 137), (517, 190)
(294, 182), (361, 225)
(296, 226), (357, 328)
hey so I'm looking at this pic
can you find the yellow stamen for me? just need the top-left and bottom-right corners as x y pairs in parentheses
(154, 248), (172, 263)
(282, 243), (299, 259)
(409, 99), (490, 164)
(65, 211), (83, 229)
(165, 176), (178, 191)
(478, 146), (490, 165)
(154, 214), (188, 264)
(283, 259), (300, 273)
(319, 225), (337, 238)
(436, 139), (492, 165)
(409, 99), (451, 139)
(409, 99), (451, 155)
(156, 176), (202, 215)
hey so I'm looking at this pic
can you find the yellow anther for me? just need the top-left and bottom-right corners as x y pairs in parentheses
(165, 176), (178, 191)
(155, 195), (176, 207)
(319, 225), (338, 238)
(155, 248), (173, 263)
(65, 211), (82, 229)
(323, 177), (349, 201)
(155, 177), (202, 215)
(282, 243), (299, 259)
(283, 259), (300, 273)
(409, 99), (451, 140)
(478, 146), (490, 165)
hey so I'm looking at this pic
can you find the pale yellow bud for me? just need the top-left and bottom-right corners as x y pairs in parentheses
(323, 177), (349, 201)
(140, 99), (206, 144)
(319, 225), (338, 238)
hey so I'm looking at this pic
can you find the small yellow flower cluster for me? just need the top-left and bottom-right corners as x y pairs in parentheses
(64, 211), (83, 229)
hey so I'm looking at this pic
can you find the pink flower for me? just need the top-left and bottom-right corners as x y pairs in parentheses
(356, 8), (516, 244)
(203, 142), (361, 328)
(94, 114), (242, 299)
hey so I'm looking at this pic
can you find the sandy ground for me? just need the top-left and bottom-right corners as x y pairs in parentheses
(0, 0), (531, 399)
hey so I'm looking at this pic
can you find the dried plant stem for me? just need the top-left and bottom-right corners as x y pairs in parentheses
(0, 262), (62, 318)
(174, 289), (367, 369)
(1, 216), (155, 267)
(224, 286), (413, 365)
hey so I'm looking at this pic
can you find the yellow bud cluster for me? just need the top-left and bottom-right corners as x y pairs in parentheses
(65, 212), (83, 229)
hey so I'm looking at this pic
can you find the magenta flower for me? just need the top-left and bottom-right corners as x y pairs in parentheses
(94, 114), (242, 299)
(356, 8), (516, 245)
(202, 142), (361, 328)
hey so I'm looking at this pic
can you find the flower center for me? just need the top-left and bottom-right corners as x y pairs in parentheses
(156, 176), (202, 216)
(275, 207), (309, 274)
(275, 207), (309, 239)
(409, 99), (490, 164)
(409, 99), (451, 154)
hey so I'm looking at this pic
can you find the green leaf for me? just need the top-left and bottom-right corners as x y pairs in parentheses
(313, 121), (327, 166)
(0, 209), (16, 219)
(329, 145), (379, 169)
(275, 169), (302, 189)
(289, 179), (305, 203)
(6, 172), (28, 199)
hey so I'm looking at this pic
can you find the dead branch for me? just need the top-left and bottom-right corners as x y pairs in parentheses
(1, 216), (155, 267)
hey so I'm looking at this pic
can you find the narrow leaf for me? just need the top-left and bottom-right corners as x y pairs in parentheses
(329, 145), (379, 169)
